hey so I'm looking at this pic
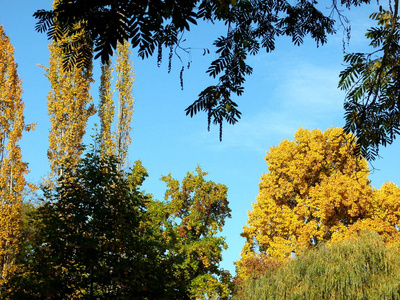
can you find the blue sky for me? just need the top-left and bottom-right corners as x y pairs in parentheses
(1, 0), (400, 275)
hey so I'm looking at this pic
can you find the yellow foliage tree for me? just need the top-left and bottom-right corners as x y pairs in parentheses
(0, 25), (34, 287)
(331, 182), (400, 246)
(115, 41), (134, 169)
(237, 127), (400, 280)
(98, 61), (115, 157)
(98, 41), (134, 169)
(45, 41), (95, 180)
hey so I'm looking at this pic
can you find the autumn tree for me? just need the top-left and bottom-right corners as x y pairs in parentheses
(98, 60), (115, 157)
(115, 41), (134, 169)
(45, 40), (95, 181)
(237, 127), (400, 280)
(98, 41), (134, 170)
(332, 181), (400, 246)
(234, 230), (400, 300)
(0, 25), (34, 289)
(147, 166), (233, 299)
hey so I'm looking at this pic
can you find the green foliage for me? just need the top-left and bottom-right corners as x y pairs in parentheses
(34, 0), (370, 138)
(6, 147), (164, 299)
(339, 4), (400, 160)
(16, 202), (38, 264)
(234, 230), (400, 300)
(146, 166), (233, 299)
(4, 146), (232, 299)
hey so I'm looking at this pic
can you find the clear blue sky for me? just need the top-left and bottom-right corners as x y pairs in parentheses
(1, 0), (400, 275)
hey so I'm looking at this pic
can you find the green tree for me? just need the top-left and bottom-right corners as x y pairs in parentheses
(6, 146), (232, 299)
(234, 230), (400, 300)
(147, 166), (232, 299)
(33, 0), (372, 137)
(339, 1), (400, 160)
(6, 146), (164, 299)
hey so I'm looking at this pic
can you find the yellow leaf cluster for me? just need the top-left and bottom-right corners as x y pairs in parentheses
(237, 127), (400, 280)
(45, 41), (95, 181)
(0, 25), (33, 286)
(98, 41), (134, 170)
(115, 41), (134, 169)
(99, 61), (115, 157)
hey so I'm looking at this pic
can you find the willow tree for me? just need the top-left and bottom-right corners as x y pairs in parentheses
(45, 39), (95, 181)
(237, 127), (400, 281)
(0, 25), (34, 288)
(234, 231), (400, 300)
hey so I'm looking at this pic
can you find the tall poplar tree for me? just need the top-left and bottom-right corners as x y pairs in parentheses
(115, 41), (134, 169)
(98, 61), (115, 157)
(0, 25), (34, 288)
(45, 40), (95, 181)
(98, 40), (134, 169)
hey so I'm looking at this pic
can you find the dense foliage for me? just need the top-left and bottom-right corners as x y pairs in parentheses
(5, 1), (400, 297)
(45, 40), (95, 182)
(149, 166), (232, 299)
(0, 25), (34, 290)
(235, 231), (400, 300)
(4, 145), (231, 299)
(237, 127), (400, 281)
(98, 40), (135, 170)
(6, 148), (158, 298)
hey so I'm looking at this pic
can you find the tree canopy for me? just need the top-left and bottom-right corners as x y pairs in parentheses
(33, 0), (371, 139)
(5, 142), (232, 299)
(146, 166), (232, 299)
(236, 127), (400, 281)
(6, 147), (161, 299)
